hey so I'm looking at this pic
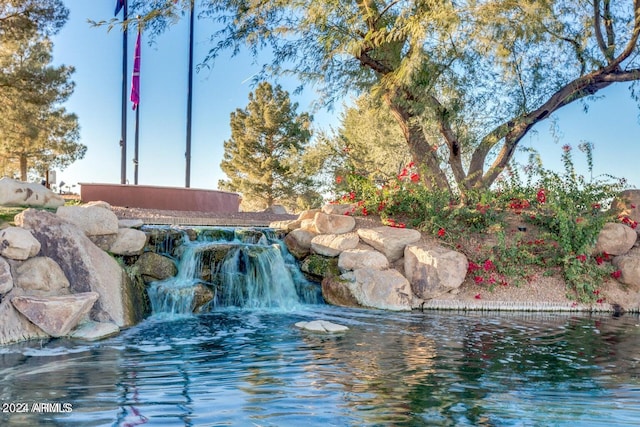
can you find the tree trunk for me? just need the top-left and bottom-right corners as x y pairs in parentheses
(384, 94), (450, 192)
(19, 154), (27, 181)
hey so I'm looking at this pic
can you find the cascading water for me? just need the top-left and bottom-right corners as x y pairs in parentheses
(146, 226), (322, 317)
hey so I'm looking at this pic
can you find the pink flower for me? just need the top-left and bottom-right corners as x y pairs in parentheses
(336, 176), (343, 184)
(611, 270), (622, 279)
(536, 188), (546, 204)
(576, 254), (587, 262)
(468, 261), (481, 272)
(474, 276), (484, 284)
(562, 144), (572, 152)
(474, 293), (482, 299)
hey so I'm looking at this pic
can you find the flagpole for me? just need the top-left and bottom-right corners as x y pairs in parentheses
(132, 18), (141, 185)
(185, 0), (194, 188)
(120, 0), (128, 185)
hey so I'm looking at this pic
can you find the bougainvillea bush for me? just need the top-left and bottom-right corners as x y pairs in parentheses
(332, 144), (629, 302)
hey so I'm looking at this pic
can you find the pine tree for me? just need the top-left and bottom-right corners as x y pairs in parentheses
(218, 82), (314, 211)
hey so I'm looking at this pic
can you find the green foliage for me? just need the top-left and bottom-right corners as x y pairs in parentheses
(338, 144), (625, 302)
(218, 82), (316, 211)
(0, 2), (84, 180)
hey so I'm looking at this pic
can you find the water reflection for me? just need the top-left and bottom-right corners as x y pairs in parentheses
(0, 309), (638, 426)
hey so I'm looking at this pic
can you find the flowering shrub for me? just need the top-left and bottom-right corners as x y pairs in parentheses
(332, 143), (628, 302)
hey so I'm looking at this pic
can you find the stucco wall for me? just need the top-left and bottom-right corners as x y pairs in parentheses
(79, 183), (240, 213)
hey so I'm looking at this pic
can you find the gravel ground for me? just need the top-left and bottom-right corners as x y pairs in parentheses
(111, 205), (640, 312)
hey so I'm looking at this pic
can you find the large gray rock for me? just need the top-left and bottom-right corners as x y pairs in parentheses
(295, 320), (349, 332)
(322, 203), (355, 215)
(594, 223), (637, 256)
(0, 177), (64, 208)
(118, 218), (145, 229)
(0, 227), (40, 260)
(298, 209), (321, 221)
(404, 244), (468, 299)
(338, 248), (390, 272)
(612, 254), (640, 287)
(284, 228), (317, 259)
(14, 256), (70, 296)
(610, 189), (640, 225)
(0, 257), (13, 295)
(56, 204), (119, 236)
(321, 276), (362, 308)
(109, 228), (147, 255)
(69, 321), (120, 341)
(11, 292), (99, 337)
(311, 232), (360, 257)
(357, 226), (422, 262)
(314, 212), (356, 234)
(15, 209), (135, 327)
(339, 268), (413, 311)
(0, 289), (49, 345)
(134, 252), (178, 283)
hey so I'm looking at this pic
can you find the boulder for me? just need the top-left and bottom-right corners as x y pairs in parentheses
(269, 219), (302, 231)
(322, 203), (355, 215)
(0, 177), (64, 208)
(300, 218), (317, 231)
(311, 232), (360, 257)
(297, 209), (321, 221)
(14, 256), (70, 296)
(314, 212), (356, 234)
(88, 234), (118, 251)
(0, 257), (13, 295)
(594, 223), (637, 256)
(295, 320), (349, 332)
(0, 289), (49, 345)
(69, 321), (120, 341)
(109, 228), (147, 255)
(15, 209), (135, 327)
(134, 252), (178, 283)
(339, 268), (413, 311)
(264, 204), (288, 214)
(404, 244), (468, 299)
(612, 254), (640, 287)
(284, 228), (317, 259)
(357, 227), (422, 262)
(11, 292), (99, 337)
(56, 204), (119, 236)
(192, 284), (214, 313)
(0, 227), (40, 260)
(321, 276), (362, 308)
(301, 254), (340, 279)
(610, 189), (640, 224)
(338, 248), (390, 272)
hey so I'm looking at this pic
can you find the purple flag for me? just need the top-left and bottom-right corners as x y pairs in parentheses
(131, 29), (141, 110)
(114, 0), (124, 16)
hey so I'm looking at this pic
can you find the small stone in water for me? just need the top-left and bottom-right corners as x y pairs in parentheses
(295, 320), (349, 332)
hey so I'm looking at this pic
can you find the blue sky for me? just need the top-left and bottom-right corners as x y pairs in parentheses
(50, 0), (640, 193)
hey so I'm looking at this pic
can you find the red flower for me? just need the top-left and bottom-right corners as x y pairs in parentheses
(407, 161), (415, 168)
(536, 188), (546, 204)
(361, 207), (368, 216)
(349, 191), (356, 201)
(474, 276), (484, 284)
(398, 168), (408, 179)
(562, 144), (572, 152)
(591, 203), (601, 210)
(611, 270), (622, 279)
(410, 173), (420, 183)
(377, 202), (385, 211)
(336, 176), (343, 184)
(593, 289), (600, 295)
(483, 259), (495, 271)
(397, 222), (406, 228)
(576, 254), (587, 262)
(596, 298), (605, 304)
(632, 204), (637, 209)
(474, 293), (482, 299)
(437, 228), (446, 237)
(576, 217), (584, 223)
(468, 261), (481, 272)
(595, 255), (604, 265)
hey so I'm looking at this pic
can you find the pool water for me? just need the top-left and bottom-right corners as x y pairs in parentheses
(0, 307), (638, 426)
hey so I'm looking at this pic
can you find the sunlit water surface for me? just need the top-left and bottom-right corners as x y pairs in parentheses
(0, 307), (639, 426)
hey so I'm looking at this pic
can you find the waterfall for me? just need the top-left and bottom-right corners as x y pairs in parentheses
(146, 227), (322, 317)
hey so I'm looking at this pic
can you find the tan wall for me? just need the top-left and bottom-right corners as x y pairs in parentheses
(79, 183), (240, 213)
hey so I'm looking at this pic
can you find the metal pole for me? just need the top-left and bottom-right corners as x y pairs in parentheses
(134, 104), (139, 184)
(185, 0), (194, 188)
(120, 0), (128, 185)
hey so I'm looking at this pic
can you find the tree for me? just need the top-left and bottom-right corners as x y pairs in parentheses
(147, 0), (640, 198)
(218, 82), (315, 211)
(0, 1), (83, 180)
